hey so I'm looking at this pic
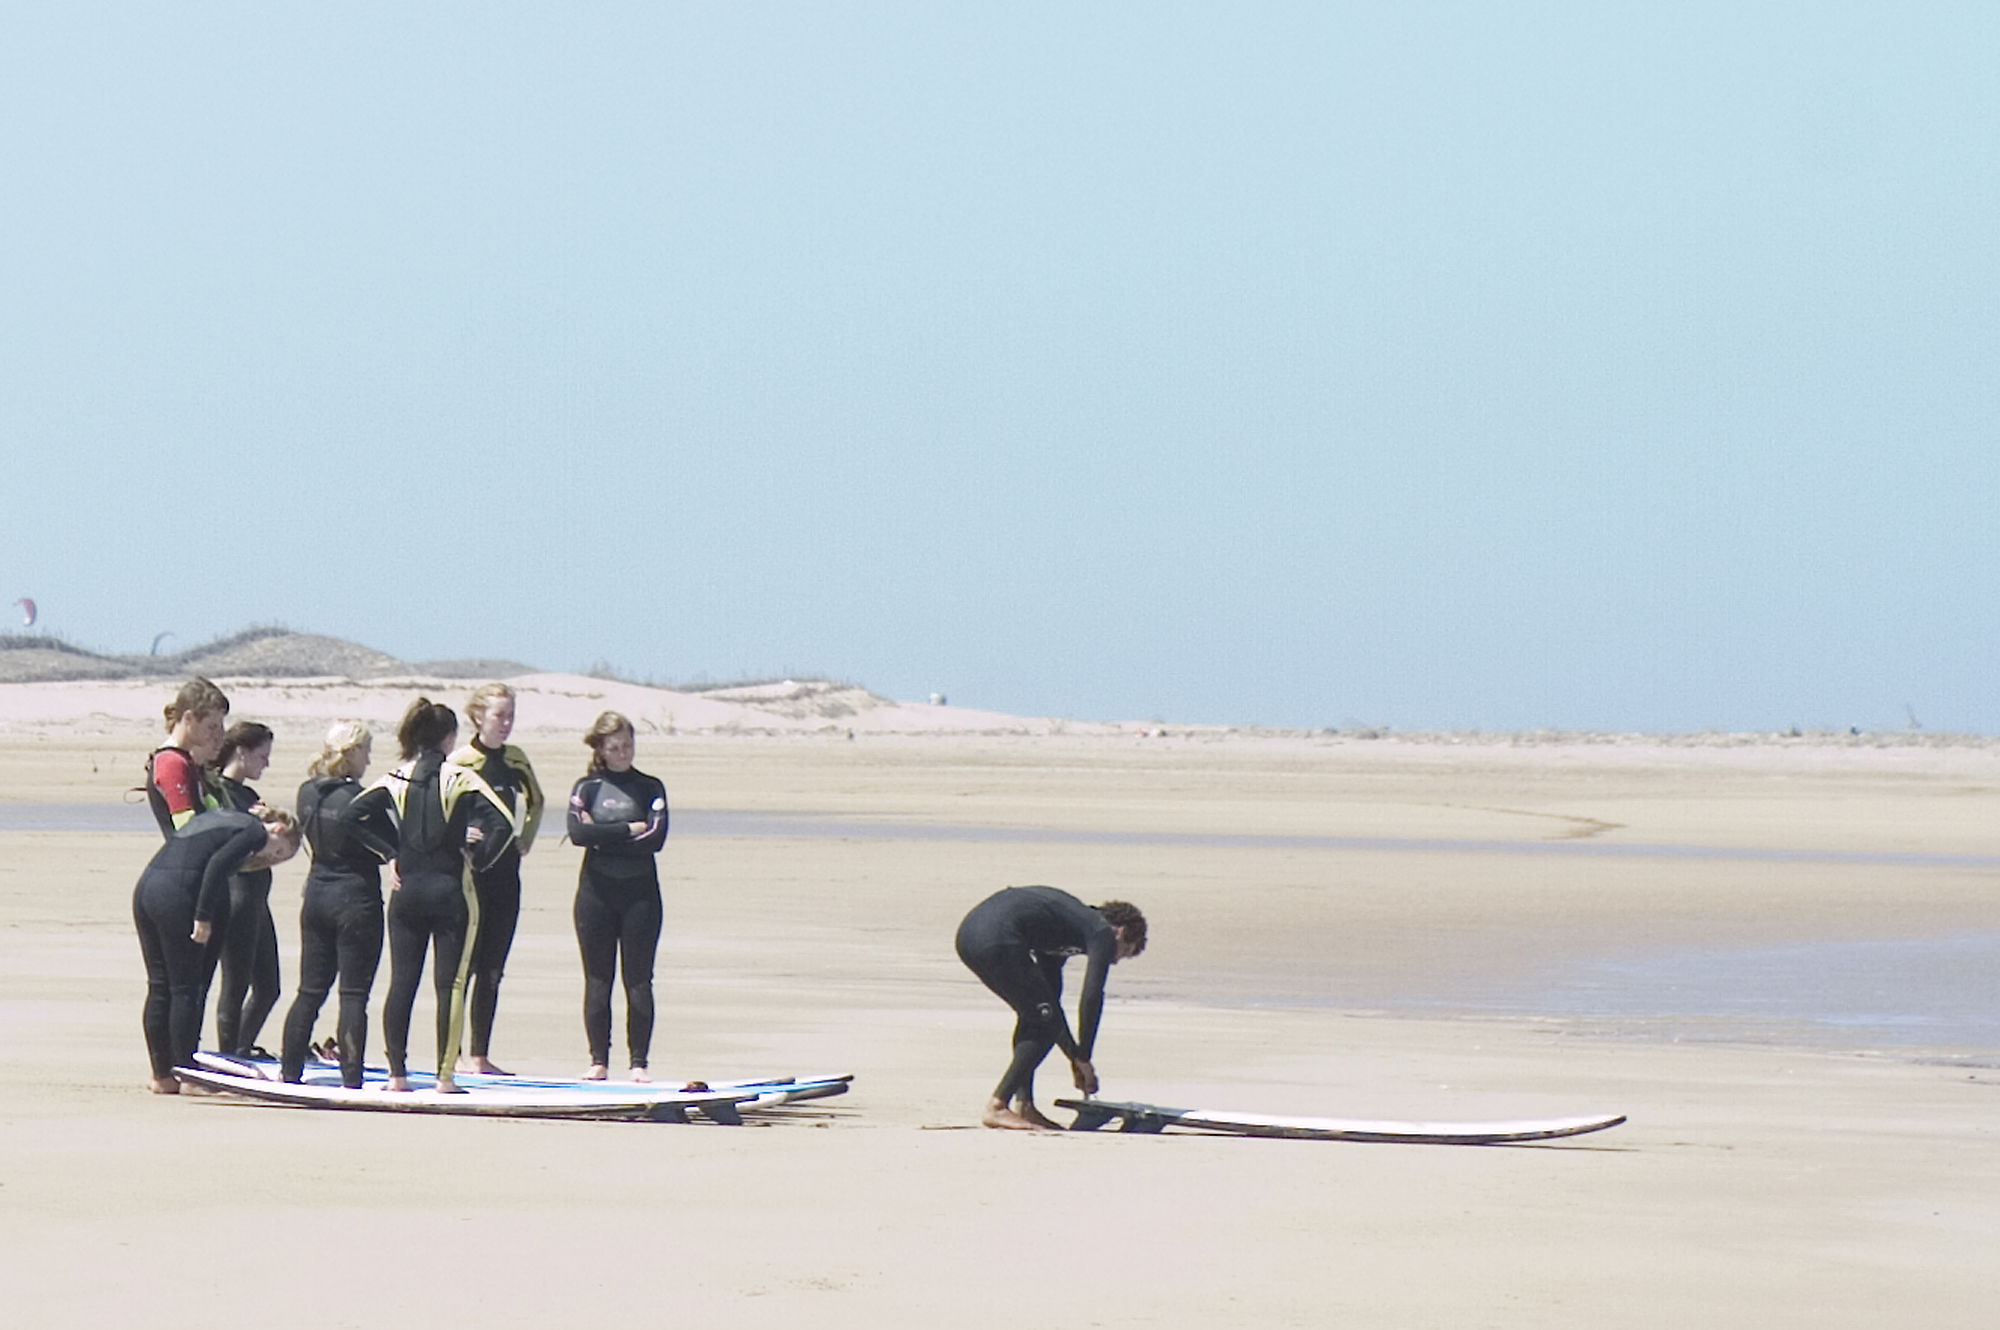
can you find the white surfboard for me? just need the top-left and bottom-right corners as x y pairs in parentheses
(1055, 1098), (1627, 1144)
(175, 1066), (760, 1122)
(190, 1051), (851, 1106)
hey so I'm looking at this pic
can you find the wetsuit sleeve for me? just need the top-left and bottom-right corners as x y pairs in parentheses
(632, 776), (668, 854)
(514, 748), (546, 854)
(448, 771), (518, 873)
(196, 817), (268, 924)
(566, 777), (632, 847)
(340, 780), (400, 863)
(151, 750), (203, 831)
(1072, 929), (1119, 1061)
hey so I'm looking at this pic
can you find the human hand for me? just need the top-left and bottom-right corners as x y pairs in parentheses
(1070, 1057), (1098, 1096)
(191, 920), (212, 945)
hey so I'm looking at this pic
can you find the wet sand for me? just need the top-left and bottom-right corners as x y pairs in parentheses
(4, 725), (1998, 1326)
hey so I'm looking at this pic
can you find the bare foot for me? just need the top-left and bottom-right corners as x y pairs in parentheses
(629, 1066), (651, 1083)
(385, 1075), (412, 1093)
(980, 1097), (1060, 1131)
(149, 1077), (181, 1095)
(582, 1064), (609, 1081)
(461, 1056), (511, 1076)
(1014, 1100), (1062, 1131)
(434, 1076), (466, 1095)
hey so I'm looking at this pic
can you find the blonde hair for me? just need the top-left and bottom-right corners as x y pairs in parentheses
(308, 721), (372, 778)
(465, 682), (516, 729)
(256, 805), (300, 838)
(583, 711), (633, 770)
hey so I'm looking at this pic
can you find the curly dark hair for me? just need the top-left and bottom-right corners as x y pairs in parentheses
(1096, 900), (1146, 955)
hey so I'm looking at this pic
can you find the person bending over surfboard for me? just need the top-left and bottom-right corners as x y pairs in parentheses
(133, 805), (300, 1094)
(954, 886), (1146, 1130)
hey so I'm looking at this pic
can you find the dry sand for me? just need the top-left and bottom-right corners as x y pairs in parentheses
(3, 683), (1998, 1327)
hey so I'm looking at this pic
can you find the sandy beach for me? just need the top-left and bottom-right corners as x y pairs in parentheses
(3, 681), (1997, 1327)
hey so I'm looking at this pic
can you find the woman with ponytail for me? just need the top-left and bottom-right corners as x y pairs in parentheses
(343, 699), (515, 1093)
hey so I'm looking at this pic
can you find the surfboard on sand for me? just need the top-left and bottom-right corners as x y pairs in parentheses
(1054, 1098), (1627, 1145)
(190, 1051), (853, 1106)
(175, 1067), (762, 1123)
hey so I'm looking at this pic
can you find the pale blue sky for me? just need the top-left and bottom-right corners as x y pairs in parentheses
(3, 4), (1995, 731)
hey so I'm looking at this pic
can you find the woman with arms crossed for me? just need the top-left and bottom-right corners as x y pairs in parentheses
(134, 805), (300, 1093)
(446, 683), (544, 1075)
(344, 699), (515, 1094)
(278, 722), (382, 1088)
(566, 712), (668, 1081)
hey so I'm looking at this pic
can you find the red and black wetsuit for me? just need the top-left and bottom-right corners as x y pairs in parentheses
(143, 746), (222, 838)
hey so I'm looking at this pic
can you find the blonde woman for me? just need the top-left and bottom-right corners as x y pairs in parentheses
(446, 682), (544, 1075)
(278, 722), (382, 1087)
(565, 712), (668, 1080)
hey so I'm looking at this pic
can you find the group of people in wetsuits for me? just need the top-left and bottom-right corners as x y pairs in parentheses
(134, 676), (1150, 1128)
(134, 678), (669, 1095)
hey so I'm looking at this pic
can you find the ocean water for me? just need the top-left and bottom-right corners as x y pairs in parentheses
(16, 801), (1994, 1055)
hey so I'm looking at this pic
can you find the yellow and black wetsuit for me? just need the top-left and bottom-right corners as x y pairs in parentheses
(343, 750), (515, 1080)
(447, 738), (543, 1060)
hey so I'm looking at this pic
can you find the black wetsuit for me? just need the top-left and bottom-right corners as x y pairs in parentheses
(566, 766), (668, 1069)
(279, 774), (385, 1086)
(954, 886), (1118, 1103)
(213, 774), (280, 1056)
(449, 738), (542, 1060)
(132, 810), (267, 1080)
(345, 751), (514, 1079)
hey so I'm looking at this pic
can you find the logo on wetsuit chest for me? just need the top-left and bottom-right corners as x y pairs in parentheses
(590, 789), (642, 822)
